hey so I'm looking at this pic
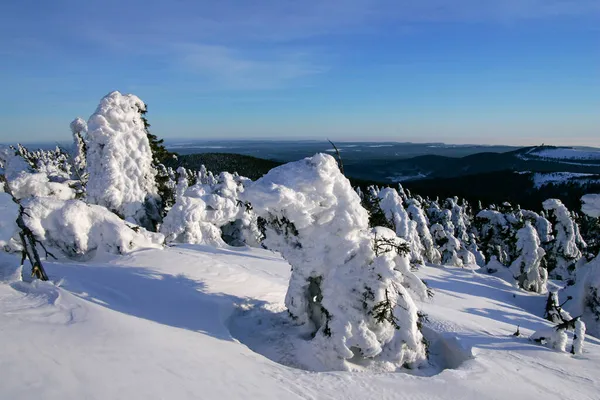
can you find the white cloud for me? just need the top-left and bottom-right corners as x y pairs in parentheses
(171, 44), (327, 90)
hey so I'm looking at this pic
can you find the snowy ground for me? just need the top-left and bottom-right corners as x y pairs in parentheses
(531, 172), (600, 188)
(2, 245), (600, 400)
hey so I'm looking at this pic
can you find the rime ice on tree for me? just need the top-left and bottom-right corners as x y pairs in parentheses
(85, 91), (160, 230)
(244, 153), (428, 371)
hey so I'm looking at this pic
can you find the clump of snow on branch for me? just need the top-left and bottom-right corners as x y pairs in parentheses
(85, 91), (160, 229)
(244, 153), (427, 371)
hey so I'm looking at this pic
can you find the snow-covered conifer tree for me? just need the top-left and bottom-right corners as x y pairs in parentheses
(361, 185), (392, 229)
(467, 232), (486, 267)
(85, 91), (160, 230)
(475, 209), (512, 266)
(542, 199), (586, 280)
(70, 117), (87, 180)
(406, 198), (441, 264)
(377, 187), (425, 265)
(244, 154), (428, 371)
(510, 221), (548, 293)
(175, 166), (190, 201)
(430, 223), (463, 267)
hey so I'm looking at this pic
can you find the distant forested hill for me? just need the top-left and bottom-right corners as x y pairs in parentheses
(166, 153), (283, 181)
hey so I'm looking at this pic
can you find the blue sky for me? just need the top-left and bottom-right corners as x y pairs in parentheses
(1, 0), (599, 145)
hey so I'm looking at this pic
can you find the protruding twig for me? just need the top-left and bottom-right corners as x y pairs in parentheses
(327, 139), (344, 175)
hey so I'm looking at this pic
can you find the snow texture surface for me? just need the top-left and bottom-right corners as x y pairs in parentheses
(85, 91), (158, 226)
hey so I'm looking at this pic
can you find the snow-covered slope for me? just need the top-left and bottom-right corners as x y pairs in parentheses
(1, 246), (600, 400)
(526, 148), (600, 160)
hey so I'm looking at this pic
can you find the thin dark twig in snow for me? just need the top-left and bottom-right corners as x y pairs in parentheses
(327, 139), (344, 176)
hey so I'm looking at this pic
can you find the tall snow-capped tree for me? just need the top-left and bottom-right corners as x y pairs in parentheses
(543, 199), (586, 280)
(85, 91), (161, 230)
(244, 154), (428, 371)
(510, 221), (548, 293)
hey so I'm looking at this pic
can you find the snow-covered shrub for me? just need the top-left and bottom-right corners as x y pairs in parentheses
(530, 317), (586, 355)
(85, 91), (160, 230)
(22, 197), (163, 259)
(530, 326), (568, 352)
(406, 198), (441, 264)
(543, 199), (586, 280)
(377, 188), (425, 265)
(244, 154), (428, 371)
(14, 144), (73, 183)
(0, 144), (75, 201)
(161, 170), (258, 247)
(0, 147), (32, 181)
(160, 196), (229, 246)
